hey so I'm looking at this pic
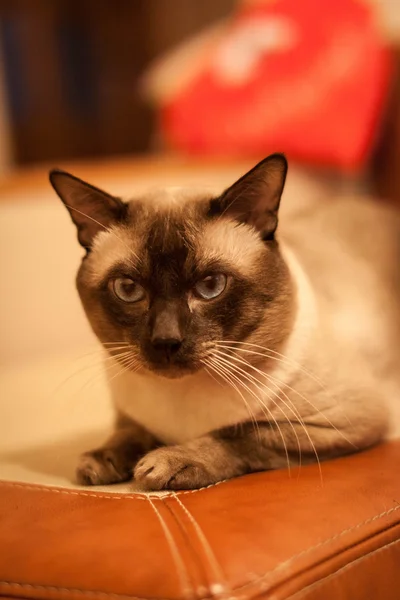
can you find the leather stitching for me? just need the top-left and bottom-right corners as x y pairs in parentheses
(233, 504), (400, 594)
(1, 483), (399, 600)
(0, 582), (156, 600)
(283, 537), (400, 600)
(0, 482), (149, 500)
(143, 495), (194, 599)
(0, 480), (226, 499)
(158, 497), (203, 598)
(171, 493), (229, 597)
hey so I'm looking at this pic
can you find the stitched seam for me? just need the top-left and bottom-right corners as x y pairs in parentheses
(283, 536), (400, 600)
(0, 480), (227, 499)
(144, 496), (193, 600)
(0, 482), (148, 501)
(170, 494), (229, 597)
(2, 483), (400, 595)
(1, 513), (399, 600)
(233, 503), (400, 593)
(0, 582), (164, 600)
(160, 497), (207, 597)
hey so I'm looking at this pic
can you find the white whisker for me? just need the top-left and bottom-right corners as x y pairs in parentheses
(215, 341), (327, 390)
(216, 342), (352, 434)
(214, 348), (325, 482)
(204, 358), (261, 439)
(50, 348), (137, 400)
(202, 359), (261, 441)
(59, 348), (137, 386)
(203, 365), (225, 388)
(216, 341), (354, 448)
(208, 354), (291, 473)
(266, 371), (356, 449)
(104, 354), (140, 383)
(79, 351), (140, 392)
(215, 352), (305, 456)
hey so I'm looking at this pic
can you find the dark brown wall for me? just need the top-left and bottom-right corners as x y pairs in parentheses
(371, 46), (400, 203)
(0, 0), (235, 164)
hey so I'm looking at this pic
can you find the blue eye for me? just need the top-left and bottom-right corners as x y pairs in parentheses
(194, 274), (227, 300)
(113, 278), (145, 303)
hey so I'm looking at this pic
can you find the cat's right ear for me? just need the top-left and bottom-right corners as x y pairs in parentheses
(209, 153), (287, 240)
(49, 170), (127, 249)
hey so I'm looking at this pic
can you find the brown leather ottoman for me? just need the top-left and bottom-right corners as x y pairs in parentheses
(1, 442), (399, 600)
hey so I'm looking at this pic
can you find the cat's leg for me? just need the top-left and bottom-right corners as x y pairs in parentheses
(76, 414), (159, 485)
(134, 422), (289, 490)
(134, 418), (373, 491)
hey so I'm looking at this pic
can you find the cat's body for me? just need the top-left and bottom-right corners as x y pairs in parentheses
(110, 186), (400, 450)
(50, 158), (400, 490)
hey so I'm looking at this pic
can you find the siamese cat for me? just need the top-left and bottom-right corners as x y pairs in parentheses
(50, 154), (400, 490)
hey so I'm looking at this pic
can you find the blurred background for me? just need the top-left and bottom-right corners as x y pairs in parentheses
(0, 0), (236, 167)
(0, 0), (397, 197)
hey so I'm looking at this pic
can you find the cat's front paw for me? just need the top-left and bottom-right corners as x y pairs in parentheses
(76, 448), (133, 486)
(134, 446), (216, 491)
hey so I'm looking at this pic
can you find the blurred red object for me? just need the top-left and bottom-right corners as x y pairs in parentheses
(161, 0), (392, 171)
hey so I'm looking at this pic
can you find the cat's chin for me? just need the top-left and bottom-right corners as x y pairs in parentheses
(145, 363), (200, 380)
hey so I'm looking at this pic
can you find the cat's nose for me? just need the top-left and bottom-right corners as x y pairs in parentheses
(149, 300), (185, 359)
(151, 336), (182, 358)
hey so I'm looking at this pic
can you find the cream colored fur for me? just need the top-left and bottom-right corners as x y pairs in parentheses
(107, 178), (400, 451)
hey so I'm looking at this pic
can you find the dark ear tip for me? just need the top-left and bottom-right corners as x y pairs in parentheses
(49, 169), (78, 193)
(49, 168), (65, 186)
(267, 152), (288, 167)
(264, 153), (288, 183)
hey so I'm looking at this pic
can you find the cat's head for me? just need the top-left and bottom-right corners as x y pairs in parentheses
(50, 154), (295, 379)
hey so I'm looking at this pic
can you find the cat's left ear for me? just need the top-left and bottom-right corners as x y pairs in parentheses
(210, 153), (288, 240)
(49, 170), (127, 249)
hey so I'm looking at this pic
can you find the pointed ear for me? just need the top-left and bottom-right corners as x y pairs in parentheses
(49, 170), (127, 249)
(209, 153), (288, 240)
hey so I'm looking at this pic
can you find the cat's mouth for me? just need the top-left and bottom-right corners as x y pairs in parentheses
(140, 339), (202, 379)
(107, 342), (202, 379)
(142, 351), (202, 379)
(147, 364), (198, 379)
(144, 356), (202, 379)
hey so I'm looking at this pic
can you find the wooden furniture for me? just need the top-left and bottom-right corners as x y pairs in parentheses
(0, 0), (234, 164)
(372, 46), (400, 203)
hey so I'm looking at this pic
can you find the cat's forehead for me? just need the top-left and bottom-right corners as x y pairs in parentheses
(128, 186), (211, 206)
(86, 187), (263, 284)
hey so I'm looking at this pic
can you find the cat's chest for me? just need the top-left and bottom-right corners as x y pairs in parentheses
(110, 368), (254, 444)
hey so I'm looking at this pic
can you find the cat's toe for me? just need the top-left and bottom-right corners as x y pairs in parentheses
(134, 450), (169, 490)
(76, 449), (133, 486)
(134, 447), (212, 491)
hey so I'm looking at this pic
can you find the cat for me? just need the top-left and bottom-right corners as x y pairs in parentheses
(49, 154), (400, 490)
